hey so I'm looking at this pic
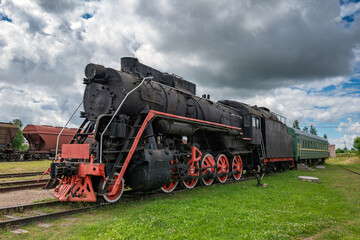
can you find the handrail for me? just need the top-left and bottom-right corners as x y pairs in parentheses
(54, 101), (84, 162)
(99, 76), (153, 163)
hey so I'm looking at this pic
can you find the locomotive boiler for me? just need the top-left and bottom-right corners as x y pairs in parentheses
(49, 57), (296, 203)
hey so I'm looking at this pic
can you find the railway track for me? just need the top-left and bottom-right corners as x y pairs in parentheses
(0, 172), (44, 179)
(0, 179), (48, 187)
(339, 165), (360, 175)
(0, 179), (48, 193)
(350, 166), (360, 171)
(0, 201), (93, 229)
(0, 176), (257, 229)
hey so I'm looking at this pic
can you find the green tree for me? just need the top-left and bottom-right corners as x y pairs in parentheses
(323, 134), (328, 139)
(310, 125), (317, 135)
(9, 119), (24, 150)
(336, 148), (345, 153)
(292, 120), (300, 130)
(302, 126), (309, 133)
(354, 137), (360, 154)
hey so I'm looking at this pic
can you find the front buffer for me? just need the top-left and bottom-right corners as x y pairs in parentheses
(50, 144), (106, 202)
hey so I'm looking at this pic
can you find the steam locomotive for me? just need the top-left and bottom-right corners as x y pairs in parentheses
(49, 57), (328, 203)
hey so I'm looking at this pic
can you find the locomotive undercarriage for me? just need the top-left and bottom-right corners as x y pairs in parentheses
(49, 110), (264, 203)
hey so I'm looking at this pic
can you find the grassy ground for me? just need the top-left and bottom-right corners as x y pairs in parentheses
(0, 160), (51, 174)
(0, 157), (359, 240)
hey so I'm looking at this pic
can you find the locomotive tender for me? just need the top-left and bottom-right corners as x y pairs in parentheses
(49, 57), (328, 203)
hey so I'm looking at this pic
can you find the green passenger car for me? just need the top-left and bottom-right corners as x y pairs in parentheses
(287, 127), (329, 165)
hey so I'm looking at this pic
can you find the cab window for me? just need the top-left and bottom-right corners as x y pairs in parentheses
(252, 117), (260, 129)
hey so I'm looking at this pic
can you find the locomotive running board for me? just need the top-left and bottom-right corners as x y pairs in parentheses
(105, 110), (247, 196)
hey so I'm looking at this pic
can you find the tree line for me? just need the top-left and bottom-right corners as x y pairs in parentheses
(292, 120), (327, 138)
(336, 137), (360, 154)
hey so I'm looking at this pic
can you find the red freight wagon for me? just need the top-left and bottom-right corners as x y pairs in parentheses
(0, 122), (19, 161)
(22, 125), (78, 160)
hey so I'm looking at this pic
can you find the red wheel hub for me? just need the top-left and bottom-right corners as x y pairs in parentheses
(183, 163), (199, 189)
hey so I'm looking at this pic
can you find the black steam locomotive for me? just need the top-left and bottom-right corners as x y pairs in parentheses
(49, 57), (303, 203)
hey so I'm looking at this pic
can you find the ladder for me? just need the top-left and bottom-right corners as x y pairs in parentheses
(98, 113), (147, 195)
(70, 119), (95, 144)
(256, 133), (266, 171)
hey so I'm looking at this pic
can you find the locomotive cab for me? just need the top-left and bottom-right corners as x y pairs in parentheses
(217, 100), (263, 145)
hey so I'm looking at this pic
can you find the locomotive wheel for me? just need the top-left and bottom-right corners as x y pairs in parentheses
(183, 162), (199, 189)
(201, 154), (216, 186)
(216, 154), (229, 183)
(161, 159), (178, 193)
(100, 173), (124, 203)
(161, 181), (178, 193)
(232, 155), (243, 181)
(23, 152), (31, 160)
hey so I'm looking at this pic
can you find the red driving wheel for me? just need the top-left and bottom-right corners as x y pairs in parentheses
(101, 173), (124, 203)
(216, 154), (229, 183)
(161, 160), (178, 193)
(201, 154), (216, 186)
(232, 155), (243, 181)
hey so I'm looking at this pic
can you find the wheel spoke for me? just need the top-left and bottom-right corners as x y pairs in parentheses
(216, 154), (229, 183)
(101, 173), (124, 203)
(161, 159), (179, 193)
(232, 155), (243, 181)
(201, 154), (215, 186)
(183, 162), (199, 189)
(161, 181), (178, 193)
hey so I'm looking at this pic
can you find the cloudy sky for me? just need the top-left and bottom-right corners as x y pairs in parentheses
(1, 0), (359, 149)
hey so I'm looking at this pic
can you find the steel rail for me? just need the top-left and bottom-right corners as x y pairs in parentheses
(0, 183), (46, 193)
(0, 172), (44, 179)
(0, 201), (59, 214)
(0, 206), (93, 229)
(339, 165), (360, 175)
(0, 179), (48, 187)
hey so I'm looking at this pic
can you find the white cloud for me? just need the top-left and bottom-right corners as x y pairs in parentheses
(337, 118), (360, 135)
(0, 83), (81, 127)
(329, 134), (358, 150)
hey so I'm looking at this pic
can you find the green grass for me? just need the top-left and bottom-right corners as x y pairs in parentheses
(0, 160), (51, 175)
(0, 157), (359, 239)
